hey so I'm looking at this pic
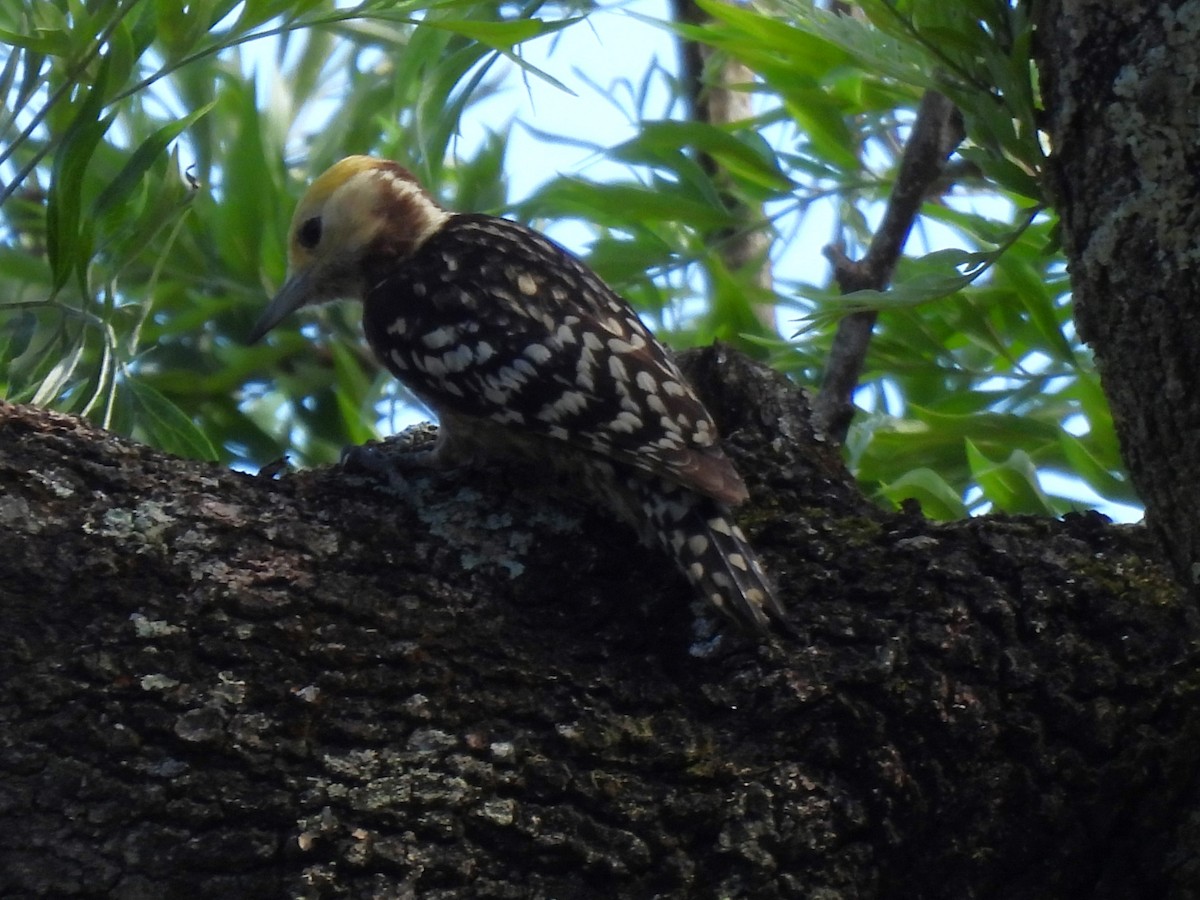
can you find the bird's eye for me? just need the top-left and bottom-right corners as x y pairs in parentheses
(297, 216), (322, 249)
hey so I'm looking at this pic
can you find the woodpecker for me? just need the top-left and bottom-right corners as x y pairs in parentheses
(249, 156), (788, 633)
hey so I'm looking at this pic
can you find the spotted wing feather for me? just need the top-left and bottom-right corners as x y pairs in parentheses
(362, 214), (748, 505)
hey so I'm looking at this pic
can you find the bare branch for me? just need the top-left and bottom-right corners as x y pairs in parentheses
(812, 89), (965, 442)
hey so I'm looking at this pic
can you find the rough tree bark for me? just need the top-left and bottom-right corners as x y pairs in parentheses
(1036, 1), (1200, 600)
(2, 347), (1199, 899)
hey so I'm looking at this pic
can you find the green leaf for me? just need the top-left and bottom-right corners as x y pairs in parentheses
(618, 120), (793, 196)
(121, 377), (219, 461)
(102, 15), (137, 102)
(1057, 430), (1136, 503)
(804, 248), (989, 321)
(879, 467), (968, 520)
(92, 101), (216, 221)
(694, 0), (852, 72)
(419, 17), (550, 49)
(1, 310), (47, 397)
(0, 25), (70, 55)
(46, 54), (115, 292)
(330, 342), (377, 446)
(524, 178), (735, 231)
(997, 253), (1074, 363)
(965, 439), (1055, 515)
(206, 75), (278, 279)
(29, 334), (86, 406)
(0, 248), (54, 288)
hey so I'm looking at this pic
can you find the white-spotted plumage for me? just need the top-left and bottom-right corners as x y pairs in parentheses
(249, 155), (788, 633)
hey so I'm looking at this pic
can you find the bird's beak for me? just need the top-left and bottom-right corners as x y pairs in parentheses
(246, 272), (313, 344)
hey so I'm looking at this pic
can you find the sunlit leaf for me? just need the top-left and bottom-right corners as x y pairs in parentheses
(30, 334), (86, 406)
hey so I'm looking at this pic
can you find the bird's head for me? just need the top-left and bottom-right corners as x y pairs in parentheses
(247, 155), (450, 343)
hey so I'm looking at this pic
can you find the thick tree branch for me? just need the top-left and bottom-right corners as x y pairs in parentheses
(812, 89), (964, 442)
(2, 348), (1198, 898)
(1035, 1), (1200, 610)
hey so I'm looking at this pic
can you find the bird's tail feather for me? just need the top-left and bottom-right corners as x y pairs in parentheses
(635, 478), (788, 634)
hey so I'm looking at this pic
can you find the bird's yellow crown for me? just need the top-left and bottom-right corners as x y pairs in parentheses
(248, 156), (449, 342)
(292, 155), (380, 223)
(286, 155), (448, 273)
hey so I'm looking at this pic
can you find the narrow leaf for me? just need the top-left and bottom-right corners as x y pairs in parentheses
(46, 54), (114, 291)
(965, 440), (1055, 514)
(92, 100), (216, 220)
(30, 335), (86, 406)
(123, 378), (219, 461)
(1057, 431), (1136, 503)
(879, 468), (968, 520)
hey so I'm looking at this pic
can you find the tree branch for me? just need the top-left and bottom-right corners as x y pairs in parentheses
(812, 89), (964, 442)
(2, 347), (1198, 897)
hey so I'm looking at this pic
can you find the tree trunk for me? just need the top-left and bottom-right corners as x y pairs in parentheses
(2, 347), (1197, 899)
(1036, 0), (1200, 602)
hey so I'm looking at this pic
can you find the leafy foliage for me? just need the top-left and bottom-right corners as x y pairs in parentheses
(688, 0), (1131, 517)
(0, 0), (1135, 519)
